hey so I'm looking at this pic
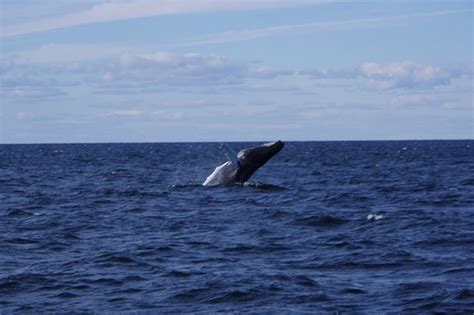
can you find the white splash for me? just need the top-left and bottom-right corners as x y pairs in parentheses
(367, 213), (385, 221)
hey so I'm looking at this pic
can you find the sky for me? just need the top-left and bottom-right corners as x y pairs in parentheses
(0, 0), (472, 143)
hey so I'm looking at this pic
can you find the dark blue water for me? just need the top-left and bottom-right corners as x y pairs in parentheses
(1, 141), (473, 313)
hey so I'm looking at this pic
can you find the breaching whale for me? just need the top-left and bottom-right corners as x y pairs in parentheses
(203, 140), (284, 186)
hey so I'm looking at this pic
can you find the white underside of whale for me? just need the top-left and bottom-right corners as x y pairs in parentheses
(203, 161), (238, 186)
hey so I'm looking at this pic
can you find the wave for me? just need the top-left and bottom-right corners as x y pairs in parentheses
(169, 181), (286, 190)
(241, 182), (286, 190)
(294, 214), (349, 228)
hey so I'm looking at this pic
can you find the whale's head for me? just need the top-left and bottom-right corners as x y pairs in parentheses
(235, 140), (284, 182)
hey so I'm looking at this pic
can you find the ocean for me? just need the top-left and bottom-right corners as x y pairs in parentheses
(1, 140), (473, 313)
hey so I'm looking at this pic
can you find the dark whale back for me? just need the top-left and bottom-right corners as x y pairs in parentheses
(234, 140), (284, 183)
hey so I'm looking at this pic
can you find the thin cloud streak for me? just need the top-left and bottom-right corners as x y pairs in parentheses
(176, 9), (471, 46)
(1, 0), (332, 37)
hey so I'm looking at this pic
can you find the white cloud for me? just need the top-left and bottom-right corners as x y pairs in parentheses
(3, 86), (65, 99)
(390, 93), (472, 111)
(152, 110), (185, 120)
(3, 49), (291, 88)
(1, 0), (332, 37)
(441, 101), (471, 110)
(360, 62), (471, 89)
(101, 109), (185, 120)
(101, 52), (292, 83)
(3, 45), (471, 103)
(304, 62), (472, 90)
(178, 9), (470, 46)
(109, 51), (249, 85)
(1, 50), (249, 95)
(102, 72), (114, 81)
(390, 94), (435, 107)
(103, 109), (144, 117)
(16, 112), (36, 120)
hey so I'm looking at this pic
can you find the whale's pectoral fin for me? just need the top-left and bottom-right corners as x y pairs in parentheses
(221, 143), (241, 169)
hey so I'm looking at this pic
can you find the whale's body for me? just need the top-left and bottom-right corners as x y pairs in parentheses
(203, 140), (284, 186)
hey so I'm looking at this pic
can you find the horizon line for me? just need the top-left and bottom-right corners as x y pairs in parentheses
(1, 138), (472, 145)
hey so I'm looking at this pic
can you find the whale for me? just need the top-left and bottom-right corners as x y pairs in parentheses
(203, 140), (284, 186)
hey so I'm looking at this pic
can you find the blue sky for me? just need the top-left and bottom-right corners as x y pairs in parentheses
(1, 0), (472, 143)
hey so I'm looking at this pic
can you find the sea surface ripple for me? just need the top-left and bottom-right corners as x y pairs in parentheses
(1, 141), (473, 313)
